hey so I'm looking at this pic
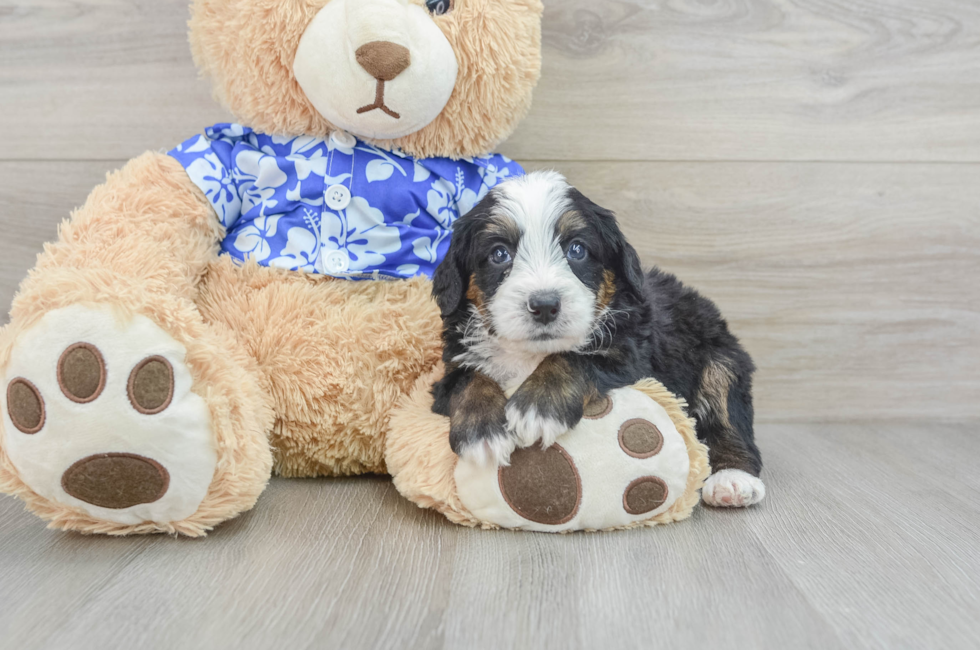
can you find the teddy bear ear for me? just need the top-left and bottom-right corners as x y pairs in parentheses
(188, 0), (333, 138)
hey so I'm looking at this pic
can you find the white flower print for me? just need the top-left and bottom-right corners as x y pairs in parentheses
(321, 196), (401, 272)
(476, 160), (513, 196)
(169, 123), (525, 279)
(425, 168), (478, 228)
(182, 150), (241, 227)
(234, 150), (288, 216)
(359, 145), (408, 183)
(211, 123), (246, 140)
(269, 209), (321, 273)
(233, 215), (282, 262)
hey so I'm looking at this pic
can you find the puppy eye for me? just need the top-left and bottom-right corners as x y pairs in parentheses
(489, 245), (512, 265)
(566, 241), (588, 261)
(425, 0), (452, 15)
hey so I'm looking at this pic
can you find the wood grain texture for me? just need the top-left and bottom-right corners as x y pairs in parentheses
(2, 0), (980, 162)
(1, 2), (979, 647)
(507, 0), (980, 162)
(3, 161), (976, 421)
(535, 161), (980, 421)
(2, 423), (979, 650)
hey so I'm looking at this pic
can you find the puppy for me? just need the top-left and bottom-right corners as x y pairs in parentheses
(430, 171), (765, 507)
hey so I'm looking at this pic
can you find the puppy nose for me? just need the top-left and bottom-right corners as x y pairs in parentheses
(355, 41), (411, 81)
(528, 292), (561, 325)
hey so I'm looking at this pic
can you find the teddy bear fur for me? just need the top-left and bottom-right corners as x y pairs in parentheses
(0, 0), (543, 535)
(387, 368), (710, 531)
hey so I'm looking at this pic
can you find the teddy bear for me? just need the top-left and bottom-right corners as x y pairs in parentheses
(0, 0), (545, 536)
(386, 369), (709, 531)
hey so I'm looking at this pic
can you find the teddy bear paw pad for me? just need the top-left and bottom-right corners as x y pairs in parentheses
(2, 304), (216, 525)
(455, 387), (692, 532)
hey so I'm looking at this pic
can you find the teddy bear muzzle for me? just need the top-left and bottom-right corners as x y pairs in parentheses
(293, 0), (458, 140)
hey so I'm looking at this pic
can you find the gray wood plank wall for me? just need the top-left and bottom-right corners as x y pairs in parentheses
(2, 2), (980, 649)
(1, 0), (977, 420)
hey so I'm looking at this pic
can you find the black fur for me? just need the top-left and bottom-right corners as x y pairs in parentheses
(431, 184), (762, 476)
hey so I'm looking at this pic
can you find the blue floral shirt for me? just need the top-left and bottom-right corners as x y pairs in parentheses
(168, 123), (523, 279)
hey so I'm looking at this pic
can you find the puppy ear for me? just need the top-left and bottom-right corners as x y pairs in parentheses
(618, 239), (646, 297)
(570, 189), (646, 297)
(432, 238), (467, 317)
(432, 196), (487, 317)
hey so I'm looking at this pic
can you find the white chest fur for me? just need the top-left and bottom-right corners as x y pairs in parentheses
(453, 333), (547, 393)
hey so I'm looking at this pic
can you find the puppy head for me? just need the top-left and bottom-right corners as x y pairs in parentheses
(433, 171), (645, 354)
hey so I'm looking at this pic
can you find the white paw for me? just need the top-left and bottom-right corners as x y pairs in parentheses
(1, 304), (216, 525)
(702, 469), (766, 508)
(505, 403), (569, 450)
(456, 433), (518, 468)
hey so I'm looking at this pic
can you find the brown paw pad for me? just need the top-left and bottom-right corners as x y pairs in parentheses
(6, 378), (45, 434)
(623, 476), (669, 515)
(618, 418), (664, 458)
(498, 443), (582, 525)
(58, 342), (106, 403)
(61, 452), (170, 509)
(583, 394), (613, 419)
(128, 356), (174, 415)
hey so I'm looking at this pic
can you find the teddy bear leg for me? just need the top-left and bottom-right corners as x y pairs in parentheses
(196, 259), (444, 478)
(0, 153), (274, 535)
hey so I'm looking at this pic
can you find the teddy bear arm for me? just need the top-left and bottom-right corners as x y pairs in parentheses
(0, 152), (278, 536)
(11, 152), (222, 316)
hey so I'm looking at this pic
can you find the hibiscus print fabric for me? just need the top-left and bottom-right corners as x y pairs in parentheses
(169, 123), (523, 279)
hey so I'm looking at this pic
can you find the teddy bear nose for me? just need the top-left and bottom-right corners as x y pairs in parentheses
(355, 41), (411, 82)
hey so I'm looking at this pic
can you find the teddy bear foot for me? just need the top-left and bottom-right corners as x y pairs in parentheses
(1, 304), (219, 527)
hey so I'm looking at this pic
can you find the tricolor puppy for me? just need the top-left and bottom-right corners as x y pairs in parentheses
(431, 171), (765, 507)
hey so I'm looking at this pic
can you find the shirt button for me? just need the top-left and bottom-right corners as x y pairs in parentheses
(325, 250), (350, 274)
(330, 130), (357, 149)
(325, 184), (351, 211)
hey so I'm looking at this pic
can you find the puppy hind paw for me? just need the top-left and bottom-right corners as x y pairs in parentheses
(702, 469), (766, 508)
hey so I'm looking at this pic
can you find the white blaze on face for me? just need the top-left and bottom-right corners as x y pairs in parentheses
(293, 0), (458, 140)
(489, 172), (598, 355)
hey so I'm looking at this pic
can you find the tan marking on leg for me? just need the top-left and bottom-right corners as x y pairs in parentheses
(522, 355), (577, 398)
(451, 371), (507, 430)
(694, 360), (735, 429)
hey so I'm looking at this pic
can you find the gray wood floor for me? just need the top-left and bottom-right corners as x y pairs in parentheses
(3, 423), (980, 649)
(2, 1), (979, 648)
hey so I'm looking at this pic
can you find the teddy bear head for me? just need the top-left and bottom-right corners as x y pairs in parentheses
(189, 0), (543, 158)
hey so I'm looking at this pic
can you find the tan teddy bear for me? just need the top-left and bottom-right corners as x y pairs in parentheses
(0, 0), (544, 536)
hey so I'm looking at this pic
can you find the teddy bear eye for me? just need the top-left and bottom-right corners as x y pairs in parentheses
(425, 0), (452, 15)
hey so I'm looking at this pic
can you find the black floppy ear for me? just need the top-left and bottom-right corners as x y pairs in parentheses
(569, 188), (646, 298)
(432, 238), (467, 318)
(617, 239), (645, 298)
(432, 198), (484, 317)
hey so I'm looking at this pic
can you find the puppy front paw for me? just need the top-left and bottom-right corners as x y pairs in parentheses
(504, 355), (587, 449)
(702, 469), (766, 508)
(450, 417), (516, 467)
(504, 401), (571, 450)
